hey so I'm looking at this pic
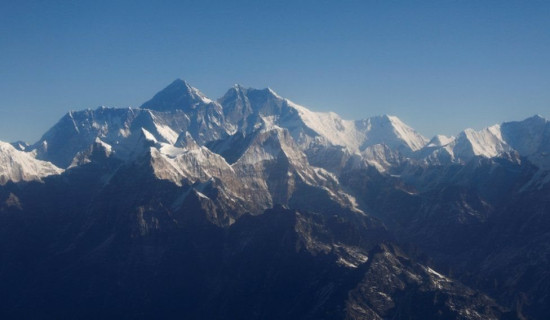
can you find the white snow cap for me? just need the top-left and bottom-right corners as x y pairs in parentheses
(0, 141), (63, 184)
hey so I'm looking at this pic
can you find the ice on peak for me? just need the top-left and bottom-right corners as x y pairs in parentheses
(0, 141), (63, 184)
(499, 115), (550, 164)
(421, 115), (550, 165)
(427, 135), (454, 147)
(453, 124), (510, 159)
(369, 114), (394, 122)
(385, 115), (412, 128)
(465, 124), (503, 140)
(365, 114), (407, 129)
(355, 114), (428, 152)
(227, 92), (429, 155)
(359, 114), (398, 125)
(0, 141), (17, 150)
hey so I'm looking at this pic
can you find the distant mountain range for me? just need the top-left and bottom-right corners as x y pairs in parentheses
(1, 79), (549, 319)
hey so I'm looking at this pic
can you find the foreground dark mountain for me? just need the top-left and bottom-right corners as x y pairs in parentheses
(1, 79), (549, 318)
(0, 162), (508, 319)
(343, 157), (550, 318)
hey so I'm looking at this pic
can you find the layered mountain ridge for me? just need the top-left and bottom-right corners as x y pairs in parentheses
(1, 79), (550, 319)
(8, 80), (546, 176)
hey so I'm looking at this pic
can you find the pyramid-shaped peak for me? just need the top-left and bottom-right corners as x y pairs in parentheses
(356, 115), (428, 152)
(157, 79), (197, 95)
(169, 78), (194, 89)
(140, 79), (213, 112)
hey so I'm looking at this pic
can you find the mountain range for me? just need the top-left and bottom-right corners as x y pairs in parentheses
(1, 79), (549, 319)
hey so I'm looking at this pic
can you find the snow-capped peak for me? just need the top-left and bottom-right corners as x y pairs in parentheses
(427, 135), (454, 148)
(499, 115), (550, 167)
(285, 101), (429, 154)
(453, 124), (511, 159)
(220, 85), (428, 158)
(380, 115), (428, 151)
(285, 100), (363, 150)
(417, 115), (550, 166)
(29, 79), (550, 178)
(0, 141), (63, 185)
(354, 114), (428, 153)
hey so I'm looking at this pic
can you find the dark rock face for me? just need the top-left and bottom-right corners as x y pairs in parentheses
(0, 159), (511, 319)
(340, 155), (550, 319)
(345, 244), (509, 320)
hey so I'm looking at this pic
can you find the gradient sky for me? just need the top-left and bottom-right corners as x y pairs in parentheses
(1, 0), (550, 143)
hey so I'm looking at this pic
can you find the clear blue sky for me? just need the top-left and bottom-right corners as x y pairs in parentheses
(1, 0), (550, 143)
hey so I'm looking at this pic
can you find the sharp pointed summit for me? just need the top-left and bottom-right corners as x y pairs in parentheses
(355, 115), (428, 153)
(140, 79), (214, 112)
